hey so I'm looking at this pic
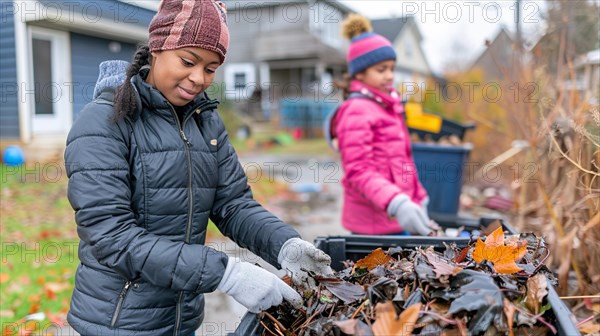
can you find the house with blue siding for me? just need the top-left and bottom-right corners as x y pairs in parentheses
(0, 0), (157, 159)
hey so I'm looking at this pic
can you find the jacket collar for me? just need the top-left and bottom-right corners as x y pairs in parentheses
(349, 80), (404, 114)
(131, 67), (219, 123)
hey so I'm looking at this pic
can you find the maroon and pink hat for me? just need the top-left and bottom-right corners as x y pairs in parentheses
(148, 0), (229, 64)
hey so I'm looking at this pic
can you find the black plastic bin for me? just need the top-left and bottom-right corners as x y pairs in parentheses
(412, 143), (472, 216)
(232, 228), (580, 336)
(314, 235), (580, 336)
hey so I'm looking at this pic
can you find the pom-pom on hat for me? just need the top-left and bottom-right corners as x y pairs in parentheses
(148, 0), (229, 64)
(342, 14), (396, 77)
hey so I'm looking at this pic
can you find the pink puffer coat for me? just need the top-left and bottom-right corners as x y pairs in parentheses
(333, 80), (427, 234)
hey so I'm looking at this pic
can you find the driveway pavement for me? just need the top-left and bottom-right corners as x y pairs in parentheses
(200, 154), (348, 335)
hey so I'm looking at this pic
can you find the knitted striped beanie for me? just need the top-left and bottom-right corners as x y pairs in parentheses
(342, 14), (396, 77)
(148, 0), (229, 64)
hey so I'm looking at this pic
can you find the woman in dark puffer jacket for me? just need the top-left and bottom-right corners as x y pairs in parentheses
(64, 1), (333, 335)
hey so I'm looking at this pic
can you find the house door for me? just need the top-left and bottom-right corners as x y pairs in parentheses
(29, 26), (71, 135)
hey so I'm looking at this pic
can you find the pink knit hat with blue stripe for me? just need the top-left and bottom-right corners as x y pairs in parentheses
(342, 14), (396, 77)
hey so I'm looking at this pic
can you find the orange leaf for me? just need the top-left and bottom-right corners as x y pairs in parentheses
(472, 226), (527, 274)
(485, 226), (505, 247)
(45, 288), (56, 300)
(372, 302), (422, 336)
(28, 302), (40, 315)
(0, 274), (9, 284)
(353, 248), (394, 272)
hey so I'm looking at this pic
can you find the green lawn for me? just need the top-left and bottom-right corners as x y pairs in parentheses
(232, 136), (335, 157)
(1, 163), (77, 333)
(0, 157), (289, 333)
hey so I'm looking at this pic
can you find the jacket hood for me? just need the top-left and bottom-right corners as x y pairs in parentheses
(324, 80), (404, 152)
(93, 60), (129, 99)
(92, 60), (220, 120)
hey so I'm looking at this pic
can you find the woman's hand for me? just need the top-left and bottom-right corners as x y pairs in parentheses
(217, 257), (302, 313)
(278, 238), (335, 286)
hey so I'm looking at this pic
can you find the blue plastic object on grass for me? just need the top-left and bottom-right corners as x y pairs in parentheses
(2, 146), (25, 166)
(412, 143), (472, 215)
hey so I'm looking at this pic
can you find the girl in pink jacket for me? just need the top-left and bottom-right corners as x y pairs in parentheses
(329, 14), (434, 235)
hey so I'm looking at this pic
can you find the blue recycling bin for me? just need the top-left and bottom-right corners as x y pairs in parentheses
(412, 143), (472, 215)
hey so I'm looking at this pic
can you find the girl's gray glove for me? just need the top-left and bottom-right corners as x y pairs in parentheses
(217, 257), (302, 313)
(387, 194), (432, 236)
(421, 196), (430, 212)
(278, 238), (335, 286)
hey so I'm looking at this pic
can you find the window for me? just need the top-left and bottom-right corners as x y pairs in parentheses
(224, 63), (256, 99)
(32, 38), (53, 115)
(234, 73), (247, 89)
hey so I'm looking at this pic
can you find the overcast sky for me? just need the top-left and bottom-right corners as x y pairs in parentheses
(338, 0), (547, 73)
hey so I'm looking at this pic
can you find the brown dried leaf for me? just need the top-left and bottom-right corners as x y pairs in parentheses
(372, 302), (421, 336)
(480, 219), (502, 236)
(452, 247), (469, 263)
(578, 320), (600, 334)
(353, 248), (394, 272)
(503, 298), (516, 336)
(525, 274), (548, 314)
(423, 251), (462, 277)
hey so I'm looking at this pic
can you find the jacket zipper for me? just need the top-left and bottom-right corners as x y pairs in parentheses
(169, 105), (195, 336)
(111, 281), (132, 328)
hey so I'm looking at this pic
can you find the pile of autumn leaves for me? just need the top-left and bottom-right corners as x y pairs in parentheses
(259, 227), (557, 336)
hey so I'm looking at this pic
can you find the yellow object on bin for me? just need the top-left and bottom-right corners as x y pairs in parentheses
(405, 102), (442, 133)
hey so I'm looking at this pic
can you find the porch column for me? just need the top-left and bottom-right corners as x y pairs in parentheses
(259, 62), (271, 120)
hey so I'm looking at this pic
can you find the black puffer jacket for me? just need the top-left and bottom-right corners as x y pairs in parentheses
(65, 64), (299, 335)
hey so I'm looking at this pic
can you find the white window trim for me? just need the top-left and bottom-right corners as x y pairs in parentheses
(224, 63), (256, 100)
(27, 26), (73, 136)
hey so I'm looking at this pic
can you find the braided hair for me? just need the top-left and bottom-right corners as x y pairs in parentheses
(113, 43), (151, 121)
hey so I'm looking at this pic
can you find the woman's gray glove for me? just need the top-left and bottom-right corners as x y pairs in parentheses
(217, 257), (302, 313)
(387, 194), (432, 235)
(278, 238), (335, 286)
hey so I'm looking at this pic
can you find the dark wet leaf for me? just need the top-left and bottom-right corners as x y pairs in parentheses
(366, 277), (397, 305)
(369, 265), (388, 278)
(414, 254), (445, 286)
(431, 270), (506, 335)
(419, 323), (444, 335)
(387, 246), (404, 256)
(402, 288), (424, 309)
(332, 319), (373, 336)
(323, 280), (366, 304)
